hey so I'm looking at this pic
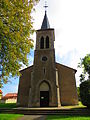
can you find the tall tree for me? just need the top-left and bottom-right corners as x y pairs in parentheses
(78, 54), (90, 82)
(79, 54), (90, 108)
(0, 0), (39, 87)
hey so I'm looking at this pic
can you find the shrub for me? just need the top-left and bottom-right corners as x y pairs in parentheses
(80, 80), (90, 108)
(77, 87), (80, 101)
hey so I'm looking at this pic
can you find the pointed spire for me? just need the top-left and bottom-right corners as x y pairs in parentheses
(41, 1), (50, 29)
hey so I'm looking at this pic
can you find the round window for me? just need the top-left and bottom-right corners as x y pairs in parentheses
(42, 56), (47, 61)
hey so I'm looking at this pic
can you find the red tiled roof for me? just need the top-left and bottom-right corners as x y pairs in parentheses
(2, 93), (17, 100)
(0, 90), (2, 93)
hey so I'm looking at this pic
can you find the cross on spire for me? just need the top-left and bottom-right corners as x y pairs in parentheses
(41, 0), (50, 29)
(44, 1), (48, 12)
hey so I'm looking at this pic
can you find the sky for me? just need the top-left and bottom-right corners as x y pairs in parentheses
(1, 0), (90, 95)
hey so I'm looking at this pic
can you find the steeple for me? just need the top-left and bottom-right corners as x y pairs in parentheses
(41, 2), (50, 29)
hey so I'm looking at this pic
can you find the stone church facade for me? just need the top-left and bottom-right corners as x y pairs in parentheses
(17, 11), (78, 107)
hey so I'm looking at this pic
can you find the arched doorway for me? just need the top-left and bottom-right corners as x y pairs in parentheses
(40, 82), (49, 107)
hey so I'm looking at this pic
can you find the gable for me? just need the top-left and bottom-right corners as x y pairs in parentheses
(56, 62), (77, 73)
(20, 65), (33, 75)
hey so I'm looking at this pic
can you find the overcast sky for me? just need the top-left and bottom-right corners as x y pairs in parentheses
(2, 0), (90, 95)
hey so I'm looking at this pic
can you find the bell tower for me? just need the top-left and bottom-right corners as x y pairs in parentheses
(28, 9), (58, 107)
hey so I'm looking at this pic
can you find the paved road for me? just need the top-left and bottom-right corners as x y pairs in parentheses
(18, 115), (46, 120)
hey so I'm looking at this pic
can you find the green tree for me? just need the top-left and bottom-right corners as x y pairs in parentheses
(78, 54), (90, 82)
(80, 80), (90, 108)
(78, 54), (90, 108)
(0, 0), (39, 87)
(77, 87), (80, 101)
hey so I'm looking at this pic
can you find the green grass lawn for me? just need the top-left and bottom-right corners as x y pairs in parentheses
(60, 102), (86, 110)
(0, 102), (89, 120)
(0, 103), (17, 108)
(47, 115), (90, 120)
(0, 114), (23, 120)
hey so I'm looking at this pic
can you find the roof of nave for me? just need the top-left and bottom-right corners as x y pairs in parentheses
(19, 63), (77, 73)
(56, 62), (77, 73)
(20, 65), (33, 73)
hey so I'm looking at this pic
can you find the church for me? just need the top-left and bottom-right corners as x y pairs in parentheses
(17, 9), (78, 107)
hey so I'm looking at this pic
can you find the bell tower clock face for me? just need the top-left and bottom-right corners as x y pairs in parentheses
(42, 56), (47, 61)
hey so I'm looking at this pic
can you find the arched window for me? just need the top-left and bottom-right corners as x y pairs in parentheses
(40, 37), (44, 49)
(40, 82), (49, 91)
(46, 36), (49, 48)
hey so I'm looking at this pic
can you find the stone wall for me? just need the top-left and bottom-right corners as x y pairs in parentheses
(17, 66), (33, 107)
(56, 63), (78, 105)
(17, 63), (78, 107)
(29, 49), (58, 107)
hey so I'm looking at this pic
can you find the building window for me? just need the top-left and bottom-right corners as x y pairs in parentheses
(46, 36), (49, 48)
(42, 56), (47, 61)
(44, 68), (46, 75)
(40, 37), (44, 49)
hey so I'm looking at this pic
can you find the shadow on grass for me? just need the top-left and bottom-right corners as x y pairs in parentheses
(0, 103), (17, 108)
(61, 101), (89, 110)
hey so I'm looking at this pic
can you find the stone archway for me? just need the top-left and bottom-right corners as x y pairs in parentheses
(40, 82), (50, 107)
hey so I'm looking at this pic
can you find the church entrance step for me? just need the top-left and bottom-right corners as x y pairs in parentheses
(0, 108), (90, 116)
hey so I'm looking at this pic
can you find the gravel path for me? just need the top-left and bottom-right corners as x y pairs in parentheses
(18, 115), (46, 120)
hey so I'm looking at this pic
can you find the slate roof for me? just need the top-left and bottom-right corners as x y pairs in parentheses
(41, 11), (50, 29)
